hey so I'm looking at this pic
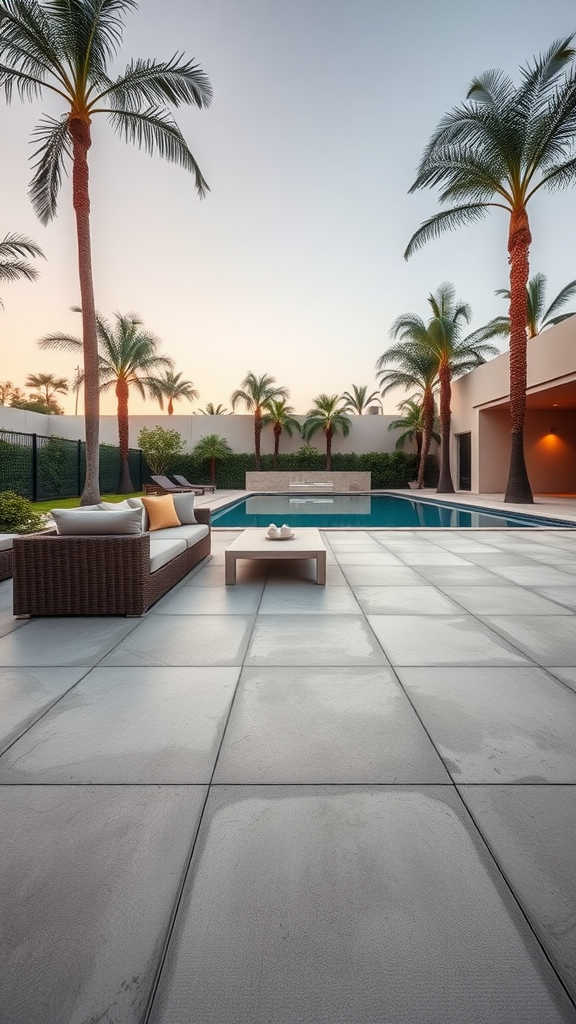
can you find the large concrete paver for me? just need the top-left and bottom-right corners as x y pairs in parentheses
(1, 785), (206, 1024)
(148, 785), (576, 1024)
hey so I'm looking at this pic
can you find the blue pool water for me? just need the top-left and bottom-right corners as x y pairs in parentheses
(211, 493), (570, 529)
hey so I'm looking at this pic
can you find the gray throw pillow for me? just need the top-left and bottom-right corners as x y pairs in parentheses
(172, 492), (197, 525)
(99, 500), (133, 511)
(52, 508), (143, 536)
(127, 497), (149, 531)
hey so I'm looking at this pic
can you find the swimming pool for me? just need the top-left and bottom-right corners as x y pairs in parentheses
(211, 493), (573, 529)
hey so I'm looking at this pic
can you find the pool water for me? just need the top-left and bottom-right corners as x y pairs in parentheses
(211, 493), (564, 529)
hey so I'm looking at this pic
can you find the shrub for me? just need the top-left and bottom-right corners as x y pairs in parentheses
(159, 449), (425, 489)
(138, 426), (185, 475)
(0, 491), (47, 533)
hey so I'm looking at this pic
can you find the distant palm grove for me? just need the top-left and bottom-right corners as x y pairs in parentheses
(2, 12), (576, 500)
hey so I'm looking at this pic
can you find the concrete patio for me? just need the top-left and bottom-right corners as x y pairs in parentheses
(1, 512), (576, 1022)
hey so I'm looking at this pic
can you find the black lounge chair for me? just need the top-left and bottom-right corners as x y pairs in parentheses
(172, 474), (216, 493)
(146, 474), (206, 495)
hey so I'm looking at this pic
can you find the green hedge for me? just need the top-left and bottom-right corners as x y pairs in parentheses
(156, 450), (438, 490)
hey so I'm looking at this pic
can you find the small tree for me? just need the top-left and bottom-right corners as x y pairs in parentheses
(192, 433), (233, 487)
(137, 425), (185, 476)
(302, 394), (351, 471)
(341, 384), (381, 414)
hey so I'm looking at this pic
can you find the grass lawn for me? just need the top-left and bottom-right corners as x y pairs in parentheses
(33, 493), (143, 512)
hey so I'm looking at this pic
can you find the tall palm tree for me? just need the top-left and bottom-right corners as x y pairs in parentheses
(388, 398), (440, 459)
(38, 310), (173, 493)
(404, 36), (576, 502)
(404, 283), (498, 493)
(25, 372), (68, 409)
(0, 0), (211, 504)
(230, 372), (289, 470)
(197, 402), (229, 415)
(153, 370), (199, 415)
(262, 399), (301, 465)
(192, 433), (232, 488)
(340, 384), (381, 414)
(0, 232), (44, 308)
(477, 273), (576, 342)
(302, 394), (351, 471)
(376, 341), (439, 490)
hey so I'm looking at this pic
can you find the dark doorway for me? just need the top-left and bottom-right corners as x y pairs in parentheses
(458, 432), (471, 490)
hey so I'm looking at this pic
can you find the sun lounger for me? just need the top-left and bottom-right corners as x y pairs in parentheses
(146, 474), (205, 495)
(172, 474), (216, 493)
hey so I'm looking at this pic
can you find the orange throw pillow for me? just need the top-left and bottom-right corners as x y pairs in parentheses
(141, 494), (182, 531)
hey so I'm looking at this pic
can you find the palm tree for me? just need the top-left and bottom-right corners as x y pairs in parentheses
(0, 232), (44, 307)
(197, 402), (229, 415)
(0, 0), (212, 504)
(262, 399), (301, 464)
(39, 310), (173, 493)
(231, 372), (289, 470)
(477, 273), (576, 342)
(340, 384), (381, 414)
(302, 394), (351, 471)
(404, 36), (576, 503)
(399, 284), (498, 493)
(25, 372), (68, 410)
(376, 341), (439, 490)
(153, 370), (199, 415)
(388, 399), (440, 459)
(192, 433), (232, 487)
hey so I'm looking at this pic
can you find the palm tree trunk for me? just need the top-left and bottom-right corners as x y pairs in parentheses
(325, 426), (333, 471)
(70, 117), (101, 505)
(254, 411), (262, 471)
(417, 387), (434, 489)
(116, 378), (134, 493)
(274, 424), (281, 466)
(210, 456), (216, 487)
(505, 209), (533, 503)
(168, 398), (174, 415)
(436, 364), (454, 493)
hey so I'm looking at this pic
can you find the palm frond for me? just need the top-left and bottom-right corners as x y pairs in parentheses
(0, 234), (41, 307)
(404, 205), (489, 259)
(102, 54), (212, 112)
(37, 331), (82, 352)
(467, 68), (517, 107)
(0, 0), (65, 99)
(105, 105), (209, 196)
(28, 114), (71, 224)
(541, 278), (576, 323)
(517, 34), (576, 116)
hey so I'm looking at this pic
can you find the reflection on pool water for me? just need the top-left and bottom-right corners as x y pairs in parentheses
(211, 493), (562, 529)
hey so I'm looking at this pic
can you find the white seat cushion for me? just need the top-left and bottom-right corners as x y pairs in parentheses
(148, 538), (187, 573)
(0, 534), (19, 551)
(151, 524), (209, 549)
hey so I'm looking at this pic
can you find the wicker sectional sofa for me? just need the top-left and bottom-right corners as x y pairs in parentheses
(0, 534), (19, 583)
(12, 506), (211, 617)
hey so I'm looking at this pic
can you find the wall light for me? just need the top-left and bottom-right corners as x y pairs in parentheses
(550, 427), (557, 435)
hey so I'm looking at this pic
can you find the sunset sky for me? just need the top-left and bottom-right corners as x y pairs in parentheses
(1, 0), (575, 416)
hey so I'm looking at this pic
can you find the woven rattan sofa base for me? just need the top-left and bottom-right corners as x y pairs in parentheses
(0, 548), (12, 582)
(13, 509), (211, 617)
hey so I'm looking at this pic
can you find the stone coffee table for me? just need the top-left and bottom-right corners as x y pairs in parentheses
(225, 528), (327, 585)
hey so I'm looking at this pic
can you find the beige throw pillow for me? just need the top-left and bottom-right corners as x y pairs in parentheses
(141, 494), (181, 532)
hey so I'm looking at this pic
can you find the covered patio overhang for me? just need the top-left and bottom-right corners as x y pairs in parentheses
(477, 375), (576, 495)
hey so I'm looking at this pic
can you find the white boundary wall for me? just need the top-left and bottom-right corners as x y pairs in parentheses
(0, 408), (413, 456)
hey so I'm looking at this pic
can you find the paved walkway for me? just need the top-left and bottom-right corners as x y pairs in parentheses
(1, 518), (576, 1022)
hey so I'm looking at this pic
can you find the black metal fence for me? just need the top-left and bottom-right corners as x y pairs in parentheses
(0, 430), (142, 501)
